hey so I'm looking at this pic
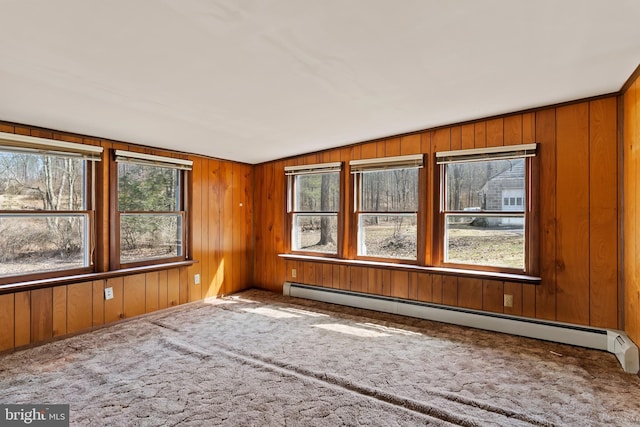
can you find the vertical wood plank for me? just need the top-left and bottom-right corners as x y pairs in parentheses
(461, 124), (475, 149)
(442, 275), (458, 306)
(123, 274), (146, 318)
(179, 267), (189, 304)
(0, 294), (15, 351)
(31, 288), (53, 343)
(503, 115), (523, 146)
(400, 134), (421, 155)
(350, 267), (365, 293)
(457, 277), (482, 310)
(536, 108), (557, 320)
(474, 122), (487, 148)
(482, 280), (504, 313)
(416, 273), (433, 303)
(158, 270), (169, 308)
(322, 264), (333, 288)
(407, 272), (419, 300)
(68, 282), (93, 334)
(431, 275), (443, 304)
(589, 98), (618, 328)
(52, 286), (67, 337)
(384, 138), (401, 156)
(104, 277), (124, 323)
(145, 271), (160, 313)
(368, 268), (383, 295)
(390, 270), (409, 299)
(15, 291), (30, 347)
(486, 118), (504, 147)
(167, 269), (180, 306)
(556, 103), (590, 325)
(450, 126), (462, 150)
(522, 113), (536, 144)
(381, 269), (392, 297)
(92, 280), (105, 327)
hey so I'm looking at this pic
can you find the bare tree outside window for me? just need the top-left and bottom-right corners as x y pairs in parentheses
(0, 152), (89, 277)
(291, 171), (340, 254)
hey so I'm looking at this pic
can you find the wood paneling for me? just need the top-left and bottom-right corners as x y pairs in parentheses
(556, 103), (590, 325)
(68, 282), (93, 334)
(253, 99), (621, 332)
(589, 98), (619, 328)
(15, 292), (30, 347)
(92, 280), (105, 327)
(31, 288), (53, 343)
(104, 277), (124, 323)
(145, 271), (160, 313)
(123, 274), (146, 318)
(52, 286), (67, 337)
(0, 294), (14, 351)
(624, 77), (640, 344)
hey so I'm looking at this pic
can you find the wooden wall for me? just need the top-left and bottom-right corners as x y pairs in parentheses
(253, 97), (621, 330)
(0, 122), (254, 352)
(624, 76), (640, 344)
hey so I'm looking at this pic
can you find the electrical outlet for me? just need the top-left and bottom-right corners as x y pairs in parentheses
(194, 274), (201, 284)
(291, 269), (297, 278)
(504, 294), (513, 308)
(104, 287), (114, 300)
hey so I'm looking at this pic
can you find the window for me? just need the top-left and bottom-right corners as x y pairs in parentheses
(285, 162), (341, 255)
(113, 150), (192, 268)
(0, 132), (102, 282)
(436, 144), (536, 271)
(350, 155), (423, 260)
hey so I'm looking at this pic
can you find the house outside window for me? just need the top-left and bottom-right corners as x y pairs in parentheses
(285, 162), (341, 255)
(0, 132), (102, 283)
(113, 150), (192, 268)
(436, 143), (536, 271)
(350, 154), (423, 261)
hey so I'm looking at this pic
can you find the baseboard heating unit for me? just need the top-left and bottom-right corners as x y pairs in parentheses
(283, 282), (639, 374)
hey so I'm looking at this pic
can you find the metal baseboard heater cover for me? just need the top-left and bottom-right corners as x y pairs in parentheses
(283, 282), (639, 374)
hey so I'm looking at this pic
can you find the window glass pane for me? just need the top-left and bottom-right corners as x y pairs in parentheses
(0, 152), (84, 210)
(360, 169), (418, 212)
(120, 214), (182, 263)
(294, 172), (339, 212)
(0, 214), (88, 277)
(444, 214), (524, 269)
(358, 214), (416, 259)
(292, 214), (337, 254)
(445, 159), (524, 211)
(118, 163), (179, 211)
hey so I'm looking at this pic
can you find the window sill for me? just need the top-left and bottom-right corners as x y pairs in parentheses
(0, 260), (198, 295)
(279, 254), (541, 284)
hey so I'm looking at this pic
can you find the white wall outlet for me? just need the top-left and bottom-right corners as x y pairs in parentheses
(104, 287), (114, 300)
(194, 274), (201, 284)
(504, 294), (514, 308)
(291, 269), (297, 278)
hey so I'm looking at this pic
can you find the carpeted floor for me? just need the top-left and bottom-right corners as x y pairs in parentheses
(1, 289), (640, 426)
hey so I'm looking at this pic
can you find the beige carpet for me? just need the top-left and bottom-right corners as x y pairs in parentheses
(1, 289), (640, 426)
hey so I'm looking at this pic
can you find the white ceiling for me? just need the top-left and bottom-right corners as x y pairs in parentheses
(1, 1), (640, 164)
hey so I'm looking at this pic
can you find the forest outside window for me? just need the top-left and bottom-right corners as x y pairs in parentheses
(437, 144), (536, 272)
(285, 162), (341, 255)
(114, 150), (192, 268)
(350, 155), (423, 261)
(0, 132), (103, 282)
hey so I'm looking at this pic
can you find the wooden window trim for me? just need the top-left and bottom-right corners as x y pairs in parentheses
(435, 147), (538, 275)
(110, 151), (191, 270)
(285, 163), (344, 258)
(350, 157), (424, 263)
